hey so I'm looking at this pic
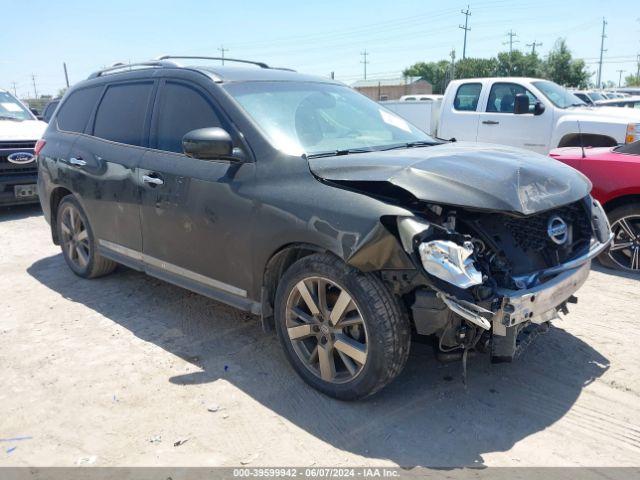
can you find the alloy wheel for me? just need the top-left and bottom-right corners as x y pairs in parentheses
(285, 276), (368, 384)
(60, 204), (91, 270)
(607, 215), (640, 271)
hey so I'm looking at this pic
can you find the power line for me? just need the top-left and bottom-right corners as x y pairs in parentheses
(218, 45), (229, 65)
(596, 17), (607, 88)
(526, 40), (543, 55)
(360, 50), (370, 80)
(459, 5), (471, 60)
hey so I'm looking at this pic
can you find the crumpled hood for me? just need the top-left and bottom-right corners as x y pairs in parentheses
(309, 142), (591, 215)
(0, 120), (47, 141)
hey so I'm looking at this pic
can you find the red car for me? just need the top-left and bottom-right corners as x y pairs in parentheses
(550, 141), (640, 272)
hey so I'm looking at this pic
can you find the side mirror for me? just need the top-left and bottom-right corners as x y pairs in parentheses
(533, 101), (545, 116)
(182, 127), (235, 160)
(513, 93), (530, 114)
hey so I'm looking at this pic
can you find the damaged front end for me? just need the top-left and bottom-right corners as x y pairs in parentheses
(395, 196), (612, 363)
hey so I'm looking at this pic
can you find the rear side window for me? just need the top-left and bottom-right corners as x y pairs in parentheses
(154, 82), (223, 153)
(57, 87), (101, 133)
(453, 83), (481, 111)
(93, 82), (154, 146)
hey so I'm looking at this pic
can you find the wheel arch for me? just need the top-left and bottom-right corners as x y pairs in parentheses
(260, 242), (336, 330)
(557, 133), (618, 148)
(49, 186), (74, 245)
(602, 193), (640, 213)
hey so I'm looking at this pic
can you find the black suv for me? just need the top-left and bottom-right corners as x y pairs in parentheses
(38, 56), (612, 399)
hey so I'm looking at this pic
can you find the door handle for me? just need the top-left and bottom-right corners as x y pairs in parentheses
(482, 120), (500, 125)
(69, 157), (87, 166)
(142, 174), (164, 186)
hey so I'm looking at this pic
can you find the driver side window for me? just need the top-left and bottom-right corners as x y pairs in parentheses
(486, 83), (537, 113)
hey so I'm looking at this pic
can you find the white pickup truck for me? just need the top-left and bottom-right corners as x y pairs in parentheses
(384, 77), (640, 154)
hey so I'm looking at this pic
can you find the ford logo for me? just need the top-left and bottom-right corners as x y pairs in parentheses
(7, 152), (35, 165)
(547, 215), (568, 245)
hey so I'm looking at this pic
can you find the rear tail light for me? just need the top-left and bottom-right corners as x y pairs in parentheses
(34, 139), (46, 156)
(626, 123), (640, 144)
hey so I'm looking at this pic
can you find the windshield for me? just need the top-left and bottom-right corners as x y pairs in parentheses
(0, 91), (33, 121)
(223, 81), (435, 156)
(589, 91), (604, 101)
(532, 80), (585, 108)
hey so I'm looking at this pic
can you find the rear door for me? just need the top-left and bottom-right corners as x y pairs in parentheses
(138, 78), (256, 304)
(440, 82), (482, 141)
(71, 80), (155, 253)
(476, 82), (550, 153)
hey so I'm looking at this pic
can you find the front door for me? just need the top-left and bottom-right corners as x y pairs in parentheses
(476, 82), (550, 153)
(138, 79), (256, 303)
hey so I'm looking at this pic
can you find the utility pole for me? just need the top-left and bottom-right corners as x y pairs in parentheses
(617, 69), (625, 87)
(596, 18), (607, 89)
(218, 45), (229, 65)
(31, 74), (38, 99)
(11, 81), (18, 97)
(459, 5), (471, 60)
(63, 62), (70, 88)
(526, 40), (542, 55)
(636, 54), (640, 81)
(360, 50), (369, 80)
(449, 48), (456, 85)
(504, 30), (519, 74)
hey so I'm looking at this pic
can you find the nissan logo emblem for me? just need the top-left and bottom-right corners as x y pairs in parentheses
(7, 152), (35, 165)
(547, 215), (568, 245)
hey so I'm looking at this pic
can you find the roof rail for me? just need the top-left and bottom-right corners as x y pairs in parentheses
(87, 60), (180, 79)
(156, 55), (270, 69)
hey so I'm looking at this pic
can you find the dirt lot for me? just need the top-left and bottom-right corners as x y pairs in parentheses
(1, 204), (639, 467)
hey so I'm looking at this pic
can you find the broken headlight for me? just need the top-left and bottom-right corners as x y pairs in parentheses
(397, 216), (483, 289)
(418, 240), (483, 289)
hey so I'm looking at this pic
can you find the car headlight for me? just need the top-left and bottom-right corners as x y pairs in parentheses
(626, 123), (640, 143)
(418, 240), (483, 289)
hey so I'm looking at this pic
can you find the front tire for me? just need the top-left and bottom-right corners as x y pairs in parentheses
(56, 196), (117, 278)
(598, 203), (640, 272)
(274, 253), (411, 400)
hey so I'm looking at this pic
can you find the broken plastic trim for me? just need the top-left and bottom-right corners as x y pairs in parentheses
(437, 292), (492, 330)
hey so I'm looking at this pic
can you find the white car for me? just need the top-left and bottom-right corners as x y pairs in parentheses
(0, 89), (47, 205)
(438, 78), (640, 154)
(399, 94), (444, 102)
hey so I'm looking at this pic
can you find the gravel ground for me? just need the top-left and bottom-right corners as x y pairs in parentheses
(1, 204), (639, 467)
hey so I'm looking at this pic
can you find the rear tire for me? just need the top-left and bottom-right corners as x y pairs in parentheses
(274, 253), (411, 400)
(598, 203), (640, 272)
(56, 196), (117, 278)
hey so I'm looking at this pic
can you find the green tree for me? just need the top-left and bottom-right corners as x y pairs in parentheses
(542, 39), (590, 88)
(624, 73), (640, 87)
(403, 60), (451, 94)
(454, 57), (499, 79)
(495, 50), (542, 77)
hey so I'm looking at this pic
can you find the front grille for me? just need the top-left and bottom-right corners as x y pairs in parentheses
(503, 202), (592, 252)
(0, 141), (37, 175)
(465, 200), (594, 278)
(0, 141), (37, 150)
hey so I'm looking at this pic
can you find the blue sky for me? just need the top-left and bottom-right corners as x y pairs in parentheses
(1, 0), (638, 97)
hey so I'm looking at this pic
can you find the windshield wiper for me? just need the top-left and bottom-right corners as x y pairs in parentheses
(0, 115), (22, 121)
(380, 140), (440, 151)
(306, 148), (374, 159)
